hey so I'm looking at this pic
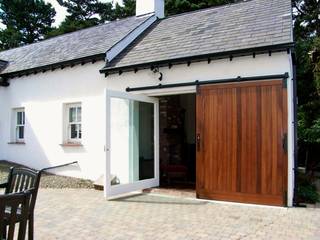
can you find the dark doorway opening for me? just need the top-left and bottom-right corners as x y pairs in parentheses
(158, 93), (196, 190)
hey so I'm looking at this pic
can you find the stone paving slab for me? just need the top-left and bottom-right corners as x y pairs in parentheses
(35, 189), (320, 240)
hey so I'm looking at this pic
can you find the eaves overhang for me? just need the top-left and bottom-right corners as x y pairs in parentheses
(100, 42), (295, 76)
(0, 53), (106, 80)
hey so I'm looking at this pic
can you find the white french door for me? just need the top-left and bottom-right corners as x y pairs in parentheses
(105, 90), (159, 198)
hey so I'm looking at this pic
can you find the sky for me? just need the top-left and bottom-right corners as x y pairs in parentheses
(45, 0), (123, 27)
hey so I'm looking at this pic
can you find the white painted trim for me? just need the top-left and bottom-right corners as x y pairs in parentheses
(107, 179), (159, 197)
(63, 102), (82, 144)
(104, 90), (159, 198)
(145, 87), (197, 97)
(105, 89), (111, 198)
(106, 15), (157, 63)
(104, 88), (109, 198)
(287, 51), (295, 207)
(106, 90), (159, 103)
(154, 0), (165, 19)
(12, 108), (25, 142)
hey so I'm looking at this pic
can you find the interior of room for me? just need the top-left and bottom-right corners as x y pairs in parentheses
(158, 93), (196, 190)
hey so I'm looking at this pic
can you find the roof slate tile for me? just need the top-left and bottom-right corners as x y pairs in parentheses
(104, 0), (293, 70)
(0, 15), (150, 74)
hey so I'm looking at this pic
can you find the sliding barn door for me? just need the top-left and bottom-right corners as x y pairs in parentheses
(196, 80), (287, 206)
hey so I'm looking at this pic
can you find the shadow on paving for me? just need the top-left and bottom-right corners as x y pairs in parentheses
(110, 193), (208, 206)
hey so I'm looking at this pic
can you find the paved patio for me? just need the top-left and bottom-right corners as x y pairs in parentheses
(35, 189), (320, 240)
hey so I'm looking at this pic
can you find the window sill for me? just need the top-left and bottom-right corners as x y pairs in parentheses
(7, 142), (25, 145)
(60, 143), (83, 147)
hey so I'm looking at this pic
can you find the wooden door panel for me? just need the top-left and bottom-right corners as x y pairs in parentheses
(196, 80), (287, 206)
(197, 88), (238, 194)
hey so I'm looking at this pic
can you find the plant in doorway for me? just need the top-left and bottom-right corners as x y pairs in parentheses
(296, 172), (320, 204)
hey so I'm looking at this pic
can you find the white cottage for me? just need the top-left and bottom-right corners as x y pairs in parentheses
(0, 0), (295, 206)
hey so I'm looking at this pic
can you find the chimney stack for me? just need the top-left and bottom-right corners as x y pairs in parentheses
(136, 0), (165, 19)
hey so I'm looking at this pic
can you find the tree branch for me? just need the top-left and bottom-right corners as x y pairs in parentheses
(293, 1), (304, 16)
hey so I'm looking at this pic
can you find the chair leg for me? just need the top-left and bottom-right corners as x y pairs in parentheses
(18, 220), (28, 240)
(28, 214), (34, 240)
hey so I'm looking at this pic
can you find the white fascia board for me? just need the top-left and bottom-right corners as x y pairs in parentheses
(106, 15), (157, 63)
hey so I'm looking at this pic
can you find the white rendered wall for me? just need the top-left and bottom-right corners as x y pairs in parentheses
(0, 52), (294, 205)
(136, 0), (165, 18)
(0, 61), (108, 180)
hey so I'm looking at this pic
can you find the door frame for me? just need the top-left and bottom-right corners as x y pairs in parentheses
(104, 89), (160, 198)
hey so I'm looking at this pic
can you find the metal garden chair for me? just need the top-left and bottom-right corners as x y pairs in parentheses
(0, 167), (41, 240)
(0, 190), (31, 240)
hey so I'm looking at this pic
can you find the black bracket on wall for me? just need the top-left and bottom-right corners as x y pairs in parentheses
(0, 77), (9, 87)
(282, 72), (289, 88)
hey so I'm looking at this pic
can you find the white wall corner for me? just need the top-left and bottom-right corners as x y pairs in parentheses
(105, 15), (157, 63)
(287, 50), (295, 207)
(136, 0), (165, 19)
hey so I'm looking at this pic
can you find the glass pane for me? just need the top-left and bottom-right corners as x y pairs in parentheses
(70, 124), (77, 139)
(69, 107), (76, 122)
(17, 112), (23, 125)
(138, 102), (155, 180)
(78, 124), (82, 139)
(22, 112), (25, 124)
(77, 107), (82, 122)
(17, 126), (24, 139)
(110, 98), (154, 186)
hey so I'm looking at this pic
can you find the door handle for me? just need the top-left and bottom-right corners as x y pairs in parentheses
(282, 133), (288, 154)
(197, 133), (201, 151)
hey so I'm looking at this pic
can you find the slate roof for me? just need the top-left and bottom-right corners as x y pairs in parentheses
(103, 0), (293, 71)
(0, 15), (150, 74)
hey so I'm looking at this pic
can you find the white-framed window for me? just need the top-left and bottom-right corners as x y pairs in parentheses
(13, 108), (25, 142)
(65, 103), (82, 143)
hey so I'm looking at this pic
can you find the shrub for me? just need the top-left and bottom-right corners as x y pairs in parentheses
(296, 173), (320, 203)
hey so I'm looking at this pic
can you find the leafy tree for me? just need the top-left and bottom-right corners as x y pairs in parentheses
(121, 0), (136, 16)
(293, 0), (320, 39)
(57, 0), (110, 22)
(314, 38), (320, 94)
(49, 0), (136, 37)
(293, 0), (320, 179)
(51, 0), (114, 36)
(110, 0), (135, 20)
(294, 0), (320, 137)
(297, 37), (320, 144)
(0, 0), (56, 49)
(0, 27), (22, 50)
(165, 0), (238, 16)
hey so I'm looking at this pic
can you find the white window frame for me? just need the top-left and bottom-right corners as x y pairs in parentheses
(12, 108), (25, 143)
(64, 103), (82, 143)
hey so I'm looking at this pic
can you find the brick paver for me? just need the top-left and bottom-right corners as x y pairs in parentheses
(35, 189), (320, 240)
